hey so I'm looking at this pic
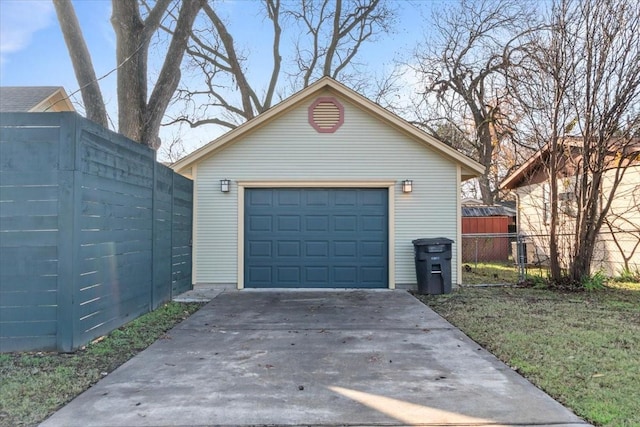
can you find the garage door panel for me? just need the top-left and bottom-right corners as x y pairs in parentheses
(277, 266), (300, 283)
(305, 266), (329, 283)
(247, 266), (272, 284)
(335, 190), (358, 206)
(306, 190), (330, 206)
(306, 215), (329, 231)
(249, 241), (272, 257)
(248, 215), (272, 232)
(334, 215), (357, 231)
(361, 266), (385, 283)
(248, 190), (273, 206)
(277, 216), (301, 232)
(306, 241), (329, 257)
(334, 266), (357, 284)
(334, 241), (357, 257)
(361, 215), (385, 231)
(277, 189), (301, 206)
(361, 190), (386, 206)
(277, 241), (300, 257)
(361, 241), (384, 257)
(245, 188), (387, 288)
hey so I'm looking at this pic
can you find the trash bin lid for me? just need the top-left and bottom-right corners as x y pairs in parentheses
(412, 237), (454, 246)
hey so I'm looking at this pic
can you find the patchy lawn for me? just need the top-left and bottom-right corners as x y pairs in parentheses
(461, 261), (522, 284)
(0, 302), (204, 427)
(461, 261), (551, 285)
(415, 283), (640, 427)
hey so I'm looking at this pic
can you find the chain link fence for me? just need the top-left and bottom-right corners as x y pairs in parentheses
(461, 233), (548, 283)
(462, 231), (640, 284)
(462, 233), (517, 263)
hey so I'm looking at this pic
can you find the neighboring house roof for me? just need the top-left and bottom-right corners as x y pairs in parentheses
(0, 86), (75, 112)
(501, 137), (640, 190)
(172, 77), (484, 180)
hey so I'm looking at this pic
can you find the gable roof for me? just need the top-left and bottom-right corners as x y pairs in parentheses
(501, 137), (640, 190)
(499, 149), (547, 190)
(171, 77), (484, 181)
(0, 86), (75, 112)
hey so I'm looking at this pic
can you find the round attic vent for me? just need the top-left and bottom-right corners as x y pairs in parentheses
(308, 97), (344, 133)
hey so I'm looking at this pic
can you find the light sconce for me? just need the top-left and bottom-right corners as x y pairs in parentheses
(220, 178), (231, 193)
(402, 179), (413, 193)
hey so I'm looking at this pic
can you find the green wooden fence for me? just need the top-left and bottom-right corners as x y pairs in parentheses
(0, 112), (193, 352)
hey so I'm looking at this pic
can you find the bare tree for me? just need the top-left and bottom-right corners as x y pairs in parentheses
(54, 0), (203, 148)
(166, 0), (394, 131)
(512, 0), (640, 283)
(412, 0), (537, 204)
(288, 0), (394, 87)
(158, 131), (188, 164)
(53, 0), (108, 127)
(604, 181), (640, 276)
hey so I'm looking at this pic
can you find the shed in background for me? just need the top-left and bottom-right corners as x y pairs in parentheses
(461, 200), (516, 262)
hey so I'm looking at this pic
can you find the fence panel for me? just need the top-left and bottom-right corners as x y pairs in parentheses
(171, 174), (193, 295)
(462, 233), (515, 263)
(153, 163), (174, 308)
(0, 114), (63, 351)
(72, 122), (155, 346)
(0, 113), (193, 352)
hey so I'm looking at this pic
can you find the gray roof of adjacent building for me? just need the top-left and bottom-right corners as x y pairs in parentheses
(0, 86), (66, 112)
(461, 204), (516, 217)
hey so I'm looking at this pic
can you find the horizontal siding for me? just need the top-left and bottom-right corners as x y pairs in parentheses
(517, 167), (640, 275)
(194, 91), (459, 286)
(599, 166), (640, 275)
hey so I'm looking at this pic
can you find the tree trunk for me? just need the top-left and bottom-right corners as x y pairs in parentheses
(476, 118), (495, 205)
(111, 0), (146, 143)
(548, 140), (562, 281)
(53, 0), (108, 127)
(142, 0), (203, 148)
(55, 0), (202, 149)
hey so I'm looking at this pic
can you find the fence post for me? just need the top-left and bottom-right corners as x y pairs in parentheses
(474, 237), (478, 268)
(56, 114), (80, 352)
(151, 161), (156, 309)
(170, 172), (175, 300)
(517, 233), (526, 282)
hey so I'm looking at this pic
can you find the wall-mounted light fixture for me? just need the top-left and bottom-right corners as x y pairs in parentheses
(402, 179), (413, 193)
(220, 178), (231, 193)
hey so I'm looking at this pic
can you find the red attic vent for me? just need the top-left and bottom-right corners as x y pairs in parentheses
(308, 97), (344, 133)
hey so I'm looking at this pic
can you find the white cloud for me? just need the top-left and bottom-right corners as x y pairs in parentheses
(0, 1), (55, 66)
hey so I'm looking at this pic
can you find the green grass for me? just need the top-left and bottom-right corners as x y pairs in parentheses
(461, 261), (526, 284)
(416, 282), (640, 427)
(0, 302), (204, 427)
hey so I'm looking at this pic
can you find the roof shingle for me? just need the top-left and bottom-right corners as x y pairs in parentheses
(0, 86), (64, 112)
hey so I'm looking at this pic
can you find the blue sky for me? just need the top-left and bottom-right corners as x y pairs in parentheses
(0, 0), (439, 156)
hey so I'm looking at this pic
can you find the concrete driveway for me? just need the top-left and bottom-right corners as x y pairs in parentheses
(42, 290), (590, 427)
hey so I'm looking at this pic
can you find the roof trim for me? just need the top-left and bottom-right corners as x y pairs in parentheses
(172, 77), (484, 180)
(30, 87), (75, 112)
(500, 137), (640, 190)
(499, 148), (546, 190)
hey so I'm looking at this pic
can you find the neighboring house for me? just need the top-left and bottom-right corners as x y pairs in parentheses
(172, 77), (483, 289)
(500, 142), (640, 275)
(0, 86), (75, 112)
(461, 200), (516, 262)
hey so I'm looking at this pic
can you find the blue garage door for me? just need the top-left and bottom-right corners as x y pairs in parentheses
(245, 188), (388, 288)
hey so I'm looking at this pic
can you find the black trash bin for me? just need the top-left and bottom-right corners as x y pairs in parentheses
(412, 238), (454, 295)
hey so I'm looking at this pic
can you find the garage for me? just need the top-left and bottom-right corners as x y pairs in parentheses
(171, 77), (484, 290)
(244, 188), (388, 288)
